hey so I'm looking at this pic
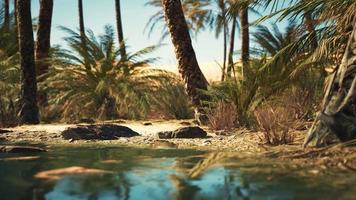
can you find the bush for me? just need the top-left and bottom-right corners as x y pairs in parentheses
(254, 105), (295, 145)
(207, 101), (236, 131)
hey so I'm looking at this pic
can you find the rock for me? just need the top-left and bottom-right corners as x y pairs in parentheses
(0, 145), (47, 153)
(157, 126), (207, 139)
(62, 124), (140, 140)
(0, 129), (12, 134)
(157, 131), (173, 139)
(143, 122), (153, 126)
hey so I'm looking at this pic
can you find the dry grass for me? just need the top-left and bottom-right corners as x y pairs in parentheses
(254, 105), (296, 145)
(207, 101), (237, 131)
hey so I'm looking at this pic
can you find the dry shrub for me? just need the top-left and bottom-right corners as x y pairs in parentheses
(207, 101), (237, 131)
(284, 88), (316, 120)
(254, 105), (296, 145)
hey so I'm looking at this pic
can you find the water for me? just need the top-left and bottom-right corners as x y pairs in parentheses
(0, 146), (355, 200)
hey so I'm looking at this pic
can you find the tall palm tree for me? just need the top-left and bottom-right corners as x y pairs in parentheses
(161, 0), (209, 124)
(14, 0), (17, 28)
(16, 0), (39, 124)
(36, 0), (53, 105)
(78, 0), (85, 46)
(213, 0), (228, 81)
(226, 1), (238, 79)
(3, 0), (9, 30)
(115, 0), (126, 59)
(239, 6), (249, 78)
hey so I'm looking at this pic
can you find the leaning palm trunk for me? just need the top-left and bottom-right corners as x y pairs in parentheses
(17, 0), (39, 124)
(304, 20), (356, 147)
(36, 0), (53, 106)
(161, 0), (209, 124)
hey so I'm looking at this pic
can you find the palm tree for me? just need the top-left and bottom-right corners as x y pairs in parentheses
(42, 25), (166, 120)
(161, 0), (209, 124)
(3, 0), (9, 31)
(260, 0), (356, 146)
(16, 0), (39, 124)
(78, 0), (85, 46)
(36, 0), (53, 105)
(114, 0), (126, 59)
(209, 0), (229, 81)
(240, 6), (249, 77)
(226, 1), (238, 79)
(145, 0), (210, 42)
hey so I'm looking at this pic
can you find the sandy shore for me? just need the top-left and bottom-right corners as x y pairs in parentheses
(0, 120), (355, 171)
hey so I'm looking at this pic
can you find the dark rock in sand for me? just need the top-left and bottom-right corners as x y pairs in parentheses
(157, 126), (207, 139)
(143, 122), (153, 126)
(0, 145), (47, 153)
(62, 124), (140, 140)
(0, 129), (12, 134)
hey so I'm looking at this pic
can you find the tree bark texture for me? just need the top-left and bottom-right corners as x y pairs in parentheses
(240, 7), (249, 78)
(161, 0), (209, 123)
(115, 0), (126, 59)
(17, 0), (40, 124)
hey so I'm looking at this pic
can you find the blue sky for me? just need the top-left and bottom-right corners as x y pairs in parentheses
(27, 0), (288, 73)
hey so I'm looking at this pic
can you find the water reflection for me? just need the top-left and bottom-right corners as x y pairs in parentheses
(0, 146), (355, 200)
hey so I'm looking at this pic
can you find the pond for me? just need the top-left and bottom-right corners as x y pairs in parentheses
(0, 146), (355, 200)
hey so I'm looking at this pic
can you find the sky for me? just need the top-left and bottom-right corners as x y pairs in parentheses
(26, 0), (288, 80)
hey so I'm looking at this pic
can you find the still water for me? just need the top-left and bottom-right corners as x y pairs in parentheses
(0, 146), (355, 200)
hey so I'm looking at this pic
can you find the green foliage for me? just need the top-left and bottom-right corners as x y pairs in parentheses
(145, 0), (211, 41)
(0, 9), (19, 127)
(41, 25), (172, 121)
(153, 77), (194, 119)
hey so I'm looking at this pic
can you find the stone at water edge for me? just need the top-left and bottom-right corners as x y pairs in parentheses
(0, 129), (12, 134)
(62, 124), (140, 140)
(0, 145), (47, 153)
(157, 126), (208, 139)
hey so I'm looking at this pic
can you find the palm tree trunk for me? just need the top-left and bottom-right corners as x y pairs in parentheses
(161, 0), (209, 124)
(78, 0), (85, 42)
(303, 20), (356, 147)
(219, 0), (227, 81)
(4, 0), (9, 30)
(14, 0), (17, 30)
(304, 12), (318, 50)
(78, 0), (90, 71)
(304, 11), (326, 80)
(240, 7), (249, 79)
(226, 16), (237, 79)
(16, 0), (39, 124)
(36, 0), (53, 106)
(115, 0), (126, 59)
